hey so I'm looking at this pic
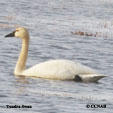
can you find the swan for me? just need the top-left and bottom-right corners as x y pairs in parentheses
(5, 27), (106, 82)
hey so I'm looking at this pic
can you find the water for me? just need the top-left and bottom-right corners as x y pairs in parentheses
(0, 0), (113, 113)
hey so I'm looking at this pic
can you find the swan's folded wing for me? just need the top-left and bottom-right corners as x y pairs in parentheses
(79, 74), (106, 82)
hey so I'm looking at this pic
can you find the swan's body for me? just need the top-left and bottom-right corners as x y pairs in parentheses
(5, 27), (106, 82)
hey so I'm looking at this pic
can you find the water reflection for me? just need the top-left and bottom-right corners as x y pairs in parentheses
(16, 75), (29, 84)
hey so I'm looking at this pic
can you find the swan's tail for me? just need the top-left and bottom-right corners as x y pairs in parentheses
(78, 74), (106, 82)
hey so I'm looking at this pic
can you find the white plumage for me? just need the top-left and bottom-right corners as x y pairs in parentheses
(5, 27), (106, 82)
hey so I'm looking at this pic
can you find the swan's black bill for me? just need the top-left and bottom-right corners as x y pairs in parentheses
(5, 31), (15, 37)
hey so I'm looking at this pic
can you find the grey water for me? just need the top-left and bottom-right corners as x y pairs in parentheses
(0, 0), (113, 113)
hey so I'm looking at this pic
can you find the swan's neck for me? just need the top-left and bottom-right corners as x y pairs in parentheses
(14, 36), (29, 75)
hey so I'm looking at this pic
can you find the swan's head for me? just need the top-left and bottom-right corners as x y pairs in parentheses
(5, 27), (29, 39)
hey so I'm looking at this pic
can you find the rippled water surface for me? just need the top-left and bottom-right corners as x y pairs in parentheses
(0, 0), (113, 113)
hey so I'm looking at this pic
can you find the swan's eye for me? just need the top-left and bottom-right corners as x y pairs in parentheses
(16, 30), (19, 32)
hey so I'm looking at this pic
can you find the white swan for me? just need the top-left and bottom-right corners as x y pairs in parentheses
(5, 27), (106, 82)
